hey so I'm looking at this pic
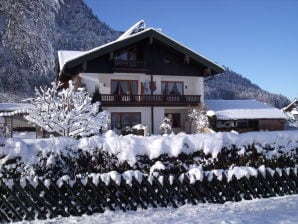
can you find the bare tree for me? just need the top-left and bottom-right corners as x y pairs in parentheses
(188, 105), (209, 134)
(25, 81), (109, 137)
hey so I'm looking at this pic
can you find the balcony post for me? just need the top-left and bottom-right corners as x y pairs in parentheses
(151, 74), (154, 134)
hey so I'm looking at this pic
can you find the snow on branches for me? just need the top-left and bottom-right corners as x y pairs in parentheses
(160, 117), (172, 135)
(25, 81), (109, 137)
(188, 105), (209, 134)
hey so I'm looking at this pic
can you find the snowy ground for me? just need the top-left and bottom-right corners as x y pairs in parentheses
(13, 131), (36, 139)
(18, 195), (298, 224)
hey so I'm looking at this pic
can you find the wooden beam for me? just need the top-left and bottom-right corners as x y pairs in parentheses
(184, 55), (190, 64)
(149, 36), (153, 45)
(109, 52), (114, 61)
(202, 67), (211, 76)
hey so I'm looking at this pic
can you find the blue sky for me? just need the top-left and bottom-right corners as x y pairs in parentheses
(83, 0), (298, 101)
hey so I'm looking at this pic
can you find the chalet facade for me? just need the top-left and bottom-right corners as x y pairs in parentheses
(58, 21), (224, 134)
(206, 100), (287, 133)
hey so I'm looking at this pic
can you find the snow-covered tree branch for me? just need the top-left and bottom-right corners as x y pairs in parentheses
(188, 105), (209, 133)
(160, 117), (172, 135)
(25, 81), (110, 137)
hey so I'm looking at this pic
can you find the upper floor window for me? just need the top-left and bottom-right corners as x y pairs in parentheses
(114, 47), (137, 67)
(161, 81), (183, 96)
(111, 80), (138, 95)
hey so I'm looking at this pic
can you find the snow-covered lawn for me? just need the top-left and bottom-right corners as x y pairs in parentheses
(18, 195), (298, 224)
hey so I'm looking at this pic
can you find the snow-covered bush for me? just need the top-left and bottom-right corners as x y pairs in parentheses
(132, 124), (148, 136)
(188, 106), (209, 133)
(0, 131), (297, 179)
(160, 117), (172, 135)
(0, 126), (5, 138)
(25, 81), (109, 138)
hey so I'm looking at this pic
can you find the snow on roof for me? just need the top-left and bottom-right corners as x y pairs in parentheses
(58, 50), (86, 70)
(57, 27), (150, 73)
(291, 108), (298, 115)
(0, 103), (31, 117)
(117, 20), (146, 40)
(282, 98), (298, 112)
(0, 103), (31, 112)
(205, 100), (287, 120)
(58, 20), (224, 76)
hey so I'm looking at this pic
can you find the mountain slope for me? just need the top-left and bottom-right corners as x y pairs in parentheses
(0, 0), (290, 108)
(0, 0), (120, 102)
(204, 68), (290, 108)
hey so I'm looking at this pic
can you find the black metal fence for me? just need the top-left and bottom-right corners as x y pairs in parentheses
(0, 167), (297, 222)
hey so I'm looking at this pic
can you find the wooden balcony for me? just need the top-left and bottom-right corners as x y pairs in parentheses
(100, 94), (201, 107)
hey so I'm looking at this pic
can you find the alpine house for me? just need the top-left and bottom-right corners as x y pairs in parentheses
(57, 21), (224, 134)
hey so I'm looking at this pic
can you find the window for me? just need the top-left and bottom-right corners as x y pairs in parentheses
(114, 47), (137, 67)
(236, 121), (248, 128)
(165, 113), (181, 128)
(111, 112), (141, 129)
(111, 80), (138, 95)
(161, 81), (183, 96)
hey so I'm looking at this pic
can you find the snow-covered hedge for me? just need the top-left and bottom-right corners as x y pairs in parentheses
(0, 131), (297, 179)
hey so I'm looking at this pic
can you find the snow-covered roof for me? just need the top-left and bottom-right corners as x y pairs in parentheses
(58, 50), (86, 70)
(0, 103), (31, 112)
(205, 100), (287, 120)
(283, 98), (298, 112)
(0, 103), (31, 116)
(58, 20), (225, 78)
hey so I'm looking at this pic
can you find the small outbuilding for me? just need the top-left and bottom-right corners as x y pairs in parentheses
(205, 100), (287, 132)
(0, 103), (33, 137)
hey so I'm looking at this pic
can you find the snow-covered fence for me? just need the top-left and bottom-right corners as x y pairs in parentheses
(0, 167), (297, 222)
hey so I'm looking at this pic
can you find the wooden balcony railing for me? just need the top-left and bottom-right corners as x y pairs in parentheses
(100, 94), (201, 107)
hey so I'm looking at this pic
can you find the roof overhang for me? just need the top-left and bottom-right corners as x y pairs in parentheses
(58, 28), (225, 79)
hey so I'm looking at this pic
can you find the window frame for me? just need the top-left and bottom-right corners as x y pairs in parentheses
(111, 79), (138, 95)
(114, 47), (138, 67)
(236, 121), (249, 128)
(111, 112), (141, 129)
(161, 81), (184, 96)
(165, 113), (181, 128)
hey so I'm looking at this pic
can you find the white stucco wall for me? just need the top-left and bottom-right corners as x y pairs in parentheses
(153, 107), (165, 134)
(80, 73), (148, 95)
(79, 73), (204, 100)
(80, 73), (204, 134)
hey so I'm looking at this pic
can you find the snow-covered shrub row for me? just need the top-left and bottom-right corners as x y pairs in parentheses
(0, 130), (297, 179)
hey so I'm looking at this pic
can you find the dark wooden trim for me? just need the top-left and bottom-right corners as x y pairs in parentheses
(101, 94), (201, 107)
(63, 29), (224, 75)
